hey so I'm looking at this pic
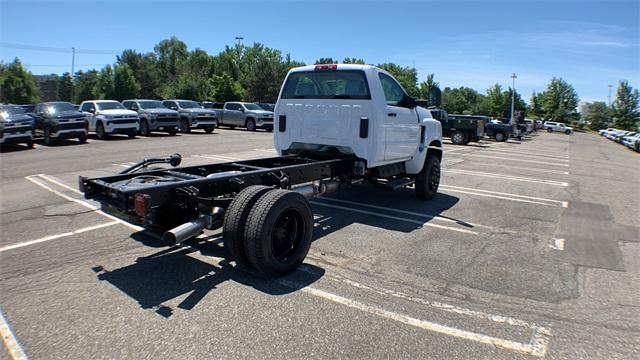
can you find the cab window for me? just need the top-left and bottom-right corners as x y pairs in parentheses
(378, 73), (406, 107)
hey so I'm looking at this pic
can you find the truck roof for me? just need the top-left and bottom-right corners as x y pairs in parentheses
(290, 64), (379, 73)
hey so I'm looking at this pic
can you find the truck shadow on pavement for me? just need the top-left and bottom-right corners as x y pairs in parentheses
(92, 236), (324, 319)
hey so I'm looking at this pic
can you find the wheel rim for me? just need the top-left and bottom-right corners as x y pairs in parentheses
(97, 124), (104, 138)
(429, 164), (441, 191)
(271, 209), (304, 263)
(142, 121), (148, 135)
(496, 133), (504, 141)
(453, 133), (462, 143)
(248, 121), (255, 131)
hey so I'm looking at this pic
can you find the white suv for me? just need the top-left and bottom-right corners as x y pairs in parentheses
(80, 100), (140, 139)
(544, 121), (573, 135)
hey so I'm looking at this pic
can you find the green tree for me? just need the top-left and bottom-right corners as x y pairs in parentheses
(154, 37), (188, 82)
(540, 77), (579, 123)
(212, 73), (245, 102)
(113, 64), (141, 101)
(0, 58), (40, 104)
(377, 63), (419, 97)
(57, 72), (73, 102)
(314, 58), (337, 65)
(94, 65), (115, 99)
(501, 88), (527, 119)
(118, 50), (162, 99)
(585, 102), (610, 130)
(529, 91), (543, 119)
(478, 84), (504, 117)
(74, 70), (99, 102)
(343, 58), (366, 64)
(611, 80), (639, 131)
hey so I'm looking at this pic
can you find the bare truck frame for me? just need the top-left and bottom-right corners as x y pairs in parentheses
(79, 152), (368, 276)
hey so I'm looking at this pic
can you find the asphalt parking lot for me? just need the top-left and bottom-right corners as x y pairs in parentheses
(1, 129), (639, 359)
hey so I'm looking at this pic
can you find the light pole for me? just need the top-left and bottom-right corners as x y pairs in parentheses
(71, 47), (75, 101)
(510, 73), (517, 124)
(607, 84), (613, 125)
(235, 37), (244, 47)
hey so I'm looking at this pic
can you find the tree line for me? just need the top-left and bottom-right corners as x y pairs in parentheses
(1, 36), (637, 130)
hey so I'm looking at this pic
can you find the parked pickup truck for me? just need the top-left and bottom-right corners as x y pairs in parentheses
(80, 100), (139, 140)
(32, 102), (88, 145)
(123, 99), (179, 136)
(162, 99), (217, 134)
(0, 105), (35, 148)
(80, 64), (443, 277)
(216, 102), (274, 131)
(439, 113), (484, 145)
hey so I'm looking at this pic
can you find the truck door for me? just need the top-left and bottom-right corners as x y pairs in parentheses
(378, 73), (420, 161)
(224, 103), (242, 126)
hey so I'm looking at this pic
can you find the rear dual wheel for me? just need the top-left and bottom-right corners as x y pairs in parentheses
(222, 187), (314, 277)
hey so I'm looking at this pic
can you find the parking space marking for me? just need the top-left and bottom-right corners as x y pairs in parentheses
(0, 310), (28, 360)
(253, 148), (277, 153)
(463, 165), (569, 175)
(0, 221), (119, 253)
(316, 197), (513, 233)
(278, 278), (549, 357)
(550, 238), (566, 250)
(193, 154), (243, 161)
(476, 149), (569, 160)
(439, 185), (568, 207)
(25, 175), (143, 232)
(461, 154), (570, 167)
(36, 174), (82, 195)
(445, 169), (569, 186)
(310, 201), (479, 235)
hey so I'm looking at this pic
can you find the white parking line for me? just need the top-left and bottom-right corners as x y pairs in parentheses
(278, 278), (549, 357)
(462, 165), (569, 175)
(445, 169), (569, 186)
(25, 175), (143, 231)
(316, 197), (511, 233)
(0, 221), (119, 253)
(462, 154), (570, 167)
(310, 201), (479, 235)
(36, 174), (82, 194)
(440, 185), (568, 207)
(0, 310), (28, 360)
(253, 148), (277, 153)
(193, 154), (243, 161)
(477, 149), (569, 160)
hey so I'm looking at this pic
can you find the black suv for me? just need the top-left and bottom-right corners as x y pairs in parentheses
(32, 102), (87, 145)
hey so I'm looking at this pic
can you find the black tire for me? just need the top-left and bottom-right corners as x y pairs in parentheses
(415, 154), (440, 201)
(244, 189), (314, 277)
(96, 122), (107, 140)
(77, 134), (87, 144)
(27, 139), (35, 148)
(204, 127), (214, 134)
(180, 118), (191, 134)
(127, 132), (136, 139)
(546, 128), (552, 133)
(168, 129), (177, 136)
(494, 132), (506, 142)
(246, 118), (256, 131)
(565, 129), (571, 135)
(44, 127), (54, 146)
(222, 185), (273, 268)
(139, 120), (150, 136)
(451, 131), (466, 145)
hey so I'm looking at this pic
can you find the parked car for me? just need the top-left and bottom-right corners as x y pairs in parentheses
(216, 102), (274, 131)
(544, 121), (573, 134)
(485, 118), (514, 142)
(257, 103), (275, 111)
(599, 128), (616, 136)
(79, 100), (139, 140)
(0, 105), (35, 148)
(32, 102), (88, 145)
(535, 120), (544, 130)
(613, 131), (634, 143)
(606, 129), (626, 140)
(441, 113), (484, 145)
(162, 99), (217, 133)
(525, 119), (535, 132)
(123, 99), (179, 136)
(621, 133), (640, 152)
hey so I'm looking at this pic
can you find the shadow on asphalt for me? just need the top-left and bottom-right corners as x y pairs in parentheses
(310, 185), (462, 238)
(0, 143), (35, 153)
(92, 236), (324, 318)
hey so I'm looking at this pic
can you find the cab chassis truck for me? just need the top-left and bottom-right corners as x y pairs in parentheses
(80, 64), (444, 277)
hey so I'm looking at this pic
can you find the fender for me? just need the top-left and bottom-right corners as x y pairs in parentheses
(405, 117), (443, 174)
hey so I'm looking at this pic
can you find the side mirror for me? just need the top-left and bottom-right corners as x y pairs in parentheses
(88, 108), (95, 114)
(404, 96), (417, 108)
(239, 107), (245, 112)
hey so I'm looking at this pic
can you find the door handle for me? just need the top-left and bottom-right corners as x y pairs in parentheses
(388, 113), (397, 117)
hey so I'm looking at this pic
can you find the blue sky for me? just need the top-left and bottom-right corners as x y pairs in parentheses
(1, 0), (638, 102)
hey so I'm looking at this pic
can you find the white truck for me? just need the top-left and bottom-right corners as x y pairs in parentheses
(80, 64), (443, 277)
(79, 100), (140, 139)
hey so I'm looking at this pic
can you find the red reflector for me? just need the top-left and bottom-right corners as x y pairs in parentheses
(134, 193), (150, 217)
(314, 64), (338, 71)
(78, 176), (87, 193)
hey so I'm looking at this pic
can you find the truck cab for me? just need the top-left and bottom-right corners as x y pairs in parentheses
(0, 105), (35, 148)
(123, 99), (179, 136)
(80, 100), (139, 140)
(162, 100), (217, 134)
(275, 64), (442, 193)
(32, 102), (88, 145)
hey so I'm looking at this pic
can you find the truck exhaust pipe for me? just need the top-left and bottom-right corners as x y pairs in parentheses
(292, 180), (341, 199)
(162, 216), (211, 246)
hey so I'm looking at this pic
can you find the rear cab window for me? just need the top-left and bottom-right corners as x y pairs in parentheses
(281, 70), (371, 100)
